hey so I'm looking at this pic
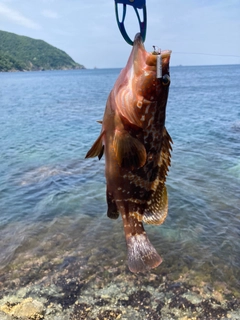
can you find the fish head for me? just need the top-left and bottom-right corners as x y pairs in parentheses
(133, 33), (171, 97)
(114, 33), (172, 127)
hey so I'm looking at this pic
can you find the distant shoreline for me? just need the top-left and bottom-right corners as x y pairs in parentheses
(0, 66), (86, 73)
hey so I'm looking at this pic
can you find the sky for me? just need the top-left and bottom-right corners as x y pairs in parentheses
(0, 0), (239, 68)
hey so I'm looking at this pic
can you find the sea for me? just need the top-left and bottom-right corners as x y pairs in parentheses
(0, 65), (240, 315)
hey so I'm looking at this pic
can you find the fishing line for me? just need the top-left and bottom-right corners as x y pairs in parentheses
(174, 52), (240, 58)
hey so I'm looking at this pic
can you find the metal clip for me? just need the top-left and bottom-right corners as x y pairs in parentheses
(157, 51), (162, 79)
(115, 0), (147, 45)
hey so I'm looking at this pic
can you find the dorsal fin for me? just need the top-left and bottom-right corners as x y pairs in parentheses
(85, 131), (104, 160)
(113, 130), (146, 169)
(158, 127), (173, 174)
(143, 127), (172, 225)
(143, 184), (168, 225)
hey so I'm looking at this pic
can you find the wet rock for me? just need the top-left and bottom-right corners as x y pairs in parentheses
(45, 277), (83, 309)
(124, 290), (151, 308)
(197, 299), (227, 319)
(227, 298), (240, 311)
(95, 297), (110, 306)
(1, 256), (240, 320)
(182, 292), (202, 305)
(165, 282), (191, 295)
(169, 295), (196, 311)
(70, 302), (92, 320)
(156, 300), (165, 313)
(0, 310), (12, 320)
(0, 298), (44, 319)
(97, 309), (122, 320)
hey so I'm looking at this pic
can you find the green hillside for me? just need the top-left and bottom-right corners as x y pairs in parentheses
(0, 30), (85, 72)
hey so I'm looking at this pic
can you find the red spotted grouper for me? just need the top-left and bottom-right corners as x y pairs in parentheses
(86, 33), (172, 273)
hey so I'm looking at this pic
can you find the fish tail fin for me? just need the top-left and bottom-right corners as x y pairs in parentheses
(123, 214), (162, 273)
(126, 233), (162, 273)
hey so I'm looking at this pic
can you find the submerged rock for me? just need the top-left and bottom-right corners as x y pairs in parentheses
(0, 310), (12, 320)
(0, 297), (44, 319)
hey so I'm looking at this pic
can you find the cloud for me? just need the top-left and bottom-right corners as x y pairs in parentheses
(42, 9), (59, 19)
(0, 3), (41, 29)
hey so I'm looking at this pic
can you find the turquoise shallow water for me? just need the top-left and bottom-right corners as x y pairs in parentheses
(0, 65), (240, 295)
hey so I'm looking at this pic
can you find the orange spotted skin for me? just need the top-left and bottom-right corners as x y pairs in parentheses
(86, 34), (172, 273)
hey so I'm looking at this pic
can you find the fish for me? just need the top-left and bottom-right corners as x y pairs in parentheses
(85, 33), (172, 273)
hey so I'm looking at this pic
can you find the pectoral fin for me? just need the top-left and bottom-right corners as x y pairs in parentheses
(113, 130), (146, 169)
(85, 131), (104, 160)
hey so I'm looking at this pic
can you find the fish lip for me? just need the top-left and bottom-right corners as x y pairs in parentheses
(133, 33), (143, 45)
(161, 50), (172, 58)
(132, 33), (145, 53)
(131, 33), (145, 64)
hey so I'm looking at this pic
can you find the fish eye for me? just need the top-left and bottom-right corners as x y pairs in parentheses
(162, 74), (170, 86)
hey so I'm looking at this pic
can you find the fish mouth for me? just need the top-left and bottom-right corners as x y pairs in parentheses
(130, 33), (147, 73)
(132, 33), (171, 62)
(160, 50), (172, 59)
(132, 33), (145, 53)
(133, 32), (144, 45)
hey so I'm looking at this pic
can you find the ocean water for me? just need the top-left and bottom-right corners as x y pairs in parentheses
(0, 65), (240, 298)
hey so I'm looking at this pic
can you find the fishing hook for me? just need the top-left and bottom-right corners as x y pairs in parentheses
(114, 0), (147, 45)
